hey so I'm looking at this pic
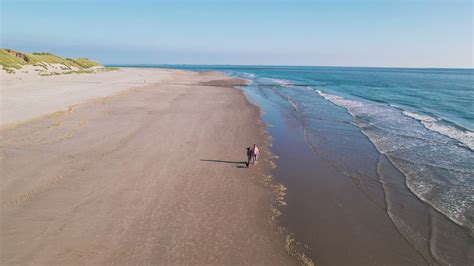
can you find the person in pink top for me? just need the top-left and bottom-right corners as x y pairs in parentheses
(252, 144), (259, 165)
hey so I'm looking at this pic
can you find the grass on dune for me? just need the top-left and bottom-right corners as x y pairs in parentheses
(0, 49), (27, 69)
(0, 48), (102, 71)
(39, 67), (119, 76)
(68, 58), (101, 68)
(30, 52), (78, 68)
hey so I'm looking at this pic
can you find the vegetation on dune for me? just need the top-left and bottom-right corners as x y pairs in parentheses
(38, 67), (118, 76)
(0, 48), (103, 73)
(0, 49), (28, 69)
(67, 57), (101, 68)
(39, 69), (96, 76)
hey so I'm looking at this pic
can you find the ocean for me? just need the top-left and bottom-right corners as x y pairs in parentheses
(115, 65), (474, 264)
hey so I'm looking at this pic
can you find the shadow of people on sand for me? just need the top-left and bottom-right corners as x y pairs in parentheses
(200, 159), (248, 168)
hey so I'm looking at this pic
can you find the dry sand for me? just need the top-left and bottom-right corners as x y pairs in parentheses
(0, 69), (296, 265)
(1, 68), (178, 126)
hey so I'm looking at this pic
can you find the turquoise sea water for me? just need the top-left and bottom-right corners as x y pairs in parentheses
(116, 65), (474, 235)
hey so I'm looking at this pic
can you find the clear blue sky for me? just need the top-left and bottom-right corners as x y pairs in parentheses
(1, 0), (472, 67)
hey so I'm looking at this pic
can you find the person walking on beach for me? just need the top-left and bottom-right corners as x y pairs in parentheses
(252, 144), (259, 165)
(246, 147), (252, 168)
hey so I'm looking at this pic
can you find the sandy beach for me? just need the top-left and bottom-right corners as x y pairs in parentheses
(0, 68), (296, 264)
(0, 68), (180, 126)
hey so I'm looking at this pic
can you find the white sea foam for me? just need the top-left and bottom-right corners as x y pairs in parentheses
(269, 78), (292, 86)
(402, 111), (438, 123)
(402, 111), (474, 150)
(287, 96), (300, 112)
(317, 90), (365, 108)
(320, 91), (474, 150)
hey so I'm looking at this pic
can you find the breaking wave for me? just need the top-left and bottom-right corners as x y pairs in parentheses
(402, 110), (474, 150)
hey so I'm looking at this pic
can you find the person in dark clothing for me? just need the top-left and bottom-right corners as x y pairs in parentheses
(246, 147), (252, 167)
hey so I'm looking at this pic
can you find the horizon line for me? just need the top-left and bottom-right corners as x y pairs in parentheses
(106, 63), (474, 70)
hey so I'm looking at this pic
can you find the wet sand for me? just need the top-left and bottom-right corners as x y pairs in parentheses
(0, 69), (296, 265)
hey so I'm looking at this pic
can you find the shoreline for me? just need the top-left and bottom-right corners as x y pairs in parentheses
(238, 73), (474, 265)
(238, 79), (315, 265)
(0, 68), (297, 264)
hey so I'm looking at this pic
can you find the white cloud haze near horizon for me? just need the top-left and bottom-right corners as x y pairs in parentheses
(2, 0), (473, 68)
